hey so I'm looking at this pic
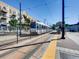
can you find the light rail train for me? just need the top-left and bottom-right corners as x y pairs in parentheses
(30, 21), (50, 34)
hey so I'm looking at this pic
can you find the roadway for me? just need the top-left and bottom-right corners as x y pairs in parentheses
(0, 33), (53, 59)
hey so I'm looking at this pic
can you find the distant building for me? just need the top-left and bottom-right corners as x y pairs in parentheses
(66, 23), (79, 32)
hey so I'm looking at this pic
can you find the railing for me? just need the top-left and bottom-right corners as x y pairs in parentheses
(0, 14), (7, 19)
(0, 22), (7, 25)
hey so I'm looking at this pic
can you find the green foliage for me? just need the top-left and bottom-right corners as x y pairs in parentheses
(9, 19), (18, 27)
(51, 21), (71, 30)
(23, 15), (30, 25)
(51, 24), (56, 30)
(56, 21), (62, 27)
(22, 15), (31, 30)
(65, 24), (70, 27)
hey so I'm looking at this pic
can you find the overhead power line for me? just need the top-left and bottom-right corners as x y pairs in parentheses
(26, 2), (48, 10)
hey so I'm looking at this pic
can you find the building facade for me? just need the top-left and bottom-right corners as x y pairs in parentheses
(0, 1), (31, 32)
(66, 24), (79, 32)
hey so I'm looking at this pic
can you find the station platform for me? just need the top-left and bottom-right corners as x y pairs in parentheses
(41, 35), (59, 59)
(41, 32), (79, 59)
(57, 32), (79, 59)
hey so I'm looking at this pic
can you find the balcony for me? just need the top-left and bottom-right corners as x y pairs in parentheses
(12, 13), (16, 17)
(0, 6), (7, 13)
(0, 22), (7, 25)
(0, 15), (7, 19)
(10, 14), (16, 19)
(0, 19), (7, 26)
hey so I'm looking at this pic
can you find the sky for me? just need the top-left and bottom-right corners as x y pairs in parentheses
(1, 0), (79, 25)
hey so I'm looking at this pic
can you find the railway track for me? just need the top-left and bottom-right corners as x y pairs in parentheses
(0, 33), (50, 49)
(0, 33), (49, 49)
(0, 33), (51, 59)
(0, 36), (35, 48)
(0, 33), (49, 48)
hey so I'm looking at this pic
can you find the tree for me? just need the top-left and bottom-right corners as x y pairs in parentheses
(9, 19), (18, 31)
(65, 24), (70, 27)
(23, 15), (30, 30)
(56, 21), (62, 27)
(9, 19), (18, 27)
(55, 21), (62, 30)
(51, 24), (56, 30)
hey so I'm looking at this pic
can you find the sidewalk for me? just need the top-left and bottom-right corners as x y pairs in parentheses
(66, 32), (79, 45)
(57, 33), (79, 59)
(57, 36), (79, 51)
(57, 32), (79, 51)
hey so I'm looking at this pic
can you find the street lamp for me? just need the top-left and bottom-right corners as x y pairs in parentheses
(19, 0), (22, 36)
(16, 0), (22, 43)
(61, 0), (65, 39)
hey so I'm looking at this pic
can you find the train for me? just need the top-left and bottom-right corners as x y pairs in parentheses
(30, 20), (50, 34)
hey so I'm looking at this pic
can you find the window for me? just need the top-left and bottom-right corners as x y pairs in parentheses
(13, 11), (16, 14)
(9, 9), (12, 13)
(31, 22), (36, 28)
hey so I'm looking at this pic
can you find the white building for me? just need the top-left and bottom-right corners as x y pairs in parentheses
(0, 1), (31, 32)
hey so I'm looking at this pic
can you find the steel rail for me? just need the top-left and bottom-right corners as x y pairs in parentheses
(0, 39), (59, 51)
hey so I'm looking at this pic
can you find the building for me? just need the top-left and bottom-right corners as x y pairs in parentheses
(0, 1), (31, 32)
(66, 23), (79, 32)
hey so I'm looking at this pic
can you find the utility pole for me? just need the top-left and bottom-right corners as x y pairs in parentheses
(19, 0), (22, 36)
(44, 19), (46, 24)
(16, 26), (19, 44)
(61, 0), (65, 39)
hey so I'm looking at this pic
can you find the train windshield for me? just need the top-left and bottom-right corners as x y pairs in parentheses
(30, 22), (36, 28)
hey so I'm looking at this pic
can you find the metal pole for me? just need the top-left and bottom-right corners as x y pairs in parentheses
(30, 22), (31, 39)
(61, 0), (65, 39)
(44, 19), (46, 24)
(19, 0), (22, 36)
(16, 27), (19, 44)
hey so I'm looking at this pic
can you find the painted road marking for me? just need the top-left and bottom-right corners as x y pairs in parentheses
(41, 35), (59, 59)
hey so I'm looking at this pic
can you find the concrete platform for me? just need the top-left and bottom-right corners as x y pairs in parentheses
(41, 35), (59, 59)
(57, 32), (79, 59)
(57, 32), (79, 51)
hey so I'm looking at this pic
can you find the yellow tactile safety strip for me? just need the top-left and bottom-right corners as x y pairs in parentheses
(41, 36), (58, 59)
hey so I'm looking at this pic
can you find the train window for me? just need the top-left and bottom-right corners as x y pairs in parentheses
(42, 25), (44, 29)
(37, 24), (40, 29)
(37, 23), (39, 29)
(39, 25), (40, 29)
(40, 24), (42, 29)
(30, 22), (36, 28)
(44, 26), (45, 29)
(37, 23), (42, 29)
